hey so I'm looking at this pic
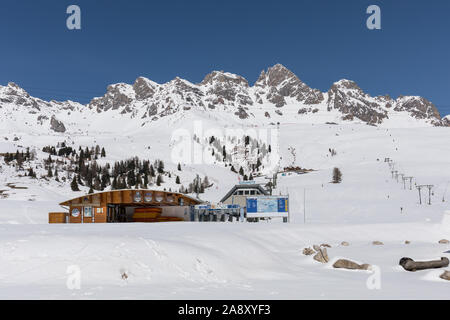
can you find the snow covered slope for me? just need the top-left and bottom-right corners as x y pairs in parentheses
(0, 221), (448, 299)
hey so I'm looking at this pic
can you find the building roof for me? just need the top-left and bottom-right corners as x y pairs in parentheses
(60, 189), (202, 207)
(220, 184), (269, 203)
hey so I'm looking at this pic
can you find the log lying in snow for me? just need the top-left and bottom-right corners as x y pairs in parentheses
(333, 259), (371, 270)
(399, 257), (449, 272)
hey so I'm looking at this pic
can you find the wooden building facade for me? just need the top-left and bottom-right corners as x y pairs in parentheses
(50, 189), (201, 224)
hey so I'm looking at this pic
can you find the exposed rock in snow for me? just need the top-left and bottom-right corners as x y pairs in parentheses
(89, 83), (135, 113)
(395, 96), (442, 124)
(327, 80), (389, 125)
(440, 271), (450, 281)
(333, 259), (371, 270)
(50, 116), (66, 133)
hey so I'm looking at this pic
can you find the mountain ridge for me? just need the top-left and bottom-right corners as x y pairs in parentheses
(0, 64), (448, 134)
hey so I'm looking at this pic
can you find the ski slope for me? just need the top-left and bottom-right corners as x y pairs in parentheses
(0, 118), (449, 299)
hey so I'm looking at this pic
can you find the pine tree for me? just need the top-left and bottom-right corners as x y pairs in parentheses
(88, 186), (94, 194)
(77, 174), (84, 186)
(156, 174), (163, 186)
(71, 177), (80, 191)
(143, 174), (149, 188)
(332, 167), (342, 184)
(28, 168), (36, 178)
(93, 176), (101, 191)
(202, 176), (210, 188)
(149, 165), (155, 177)
(157, 160), (164, 174)
(112, 176), (118, 190)
(127, 170), (136, 188)
(177, 163), (181, 171)
(136, 174), (143, 189)
(47, 167), (53, 177)
(175, 176), (181, 184)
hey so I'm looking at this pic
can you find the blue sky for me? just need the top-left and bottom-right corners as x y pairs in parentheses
(0, 0), (449, 116)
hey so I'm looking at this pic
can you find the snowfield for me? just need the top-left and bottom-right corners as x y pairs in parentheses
(0, 115), (449, 299)
(0, 221), (448, 300)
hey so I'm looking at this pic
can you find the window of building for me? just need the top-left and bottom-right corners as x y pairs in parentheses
(84, 207), (93, 218)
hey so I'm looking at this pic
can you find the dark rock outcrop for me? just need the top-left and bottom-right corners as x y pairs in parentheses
(50, 116), (66, 133)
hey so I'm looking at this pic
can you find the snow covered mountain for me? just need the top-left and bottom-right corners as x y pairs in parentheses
(0, 64), (448, 135)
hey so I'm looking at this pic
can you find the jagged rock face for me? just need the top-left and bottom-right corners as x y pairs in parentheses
(234, 106), (250, 119)
(89, 83), (135, 113)
(201, 71), (253, 108)
(255, 64), (324, 107)
(442, 116), (450, 127)
(133, 77), (157, 100)
(0, 83), (45, 110)
(395, 96), (441, 121)
(0, 83), (84, 134)
(327, 80), (389, 125)
(50, 116), (66, 133)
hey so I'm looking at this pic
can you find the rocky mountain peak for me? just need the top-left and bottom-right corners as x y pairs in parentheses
(255, 64), (324, 107)
(200, 71), (249, 88)
(133, 77), (158, 101)
(2, 82), (30, 98)
(263, 63), (298, 88)
(394, 96), (441, 122)
(327, 79), (388, 125)
(89, 83), (135, 113)
(332, 79), (363, 92)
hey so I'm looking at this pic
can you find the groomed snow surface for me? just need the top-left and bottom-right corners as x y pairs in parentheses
(0, 121), (449, 299)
